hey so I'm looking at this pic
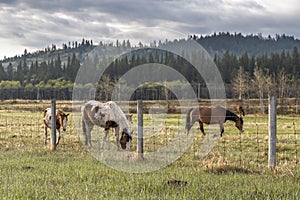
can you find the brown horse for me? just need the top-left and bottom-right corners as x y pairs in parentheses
(43, 108), (69, 145)
(185, 106), (244, 137)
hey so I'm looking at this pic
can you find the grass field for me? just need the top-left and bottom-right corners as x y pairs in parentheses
(0, 100), (300, 199)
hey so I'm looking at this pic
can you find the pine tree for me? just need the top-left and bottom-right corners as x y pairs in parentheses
(0, 63), (7, 80)
(292, 47), (300, 76)
(54, 54), (62, 79)
(69, 53), (80, 81)
(7, 63), (13, 81)
(15, 61), (24, 84)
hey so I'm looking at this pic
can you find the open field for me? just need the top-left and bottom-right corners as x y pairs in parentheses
(0, 100), (300, 199)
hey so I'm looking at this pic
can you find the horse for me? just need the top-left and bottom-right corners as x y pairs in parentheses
(185, 106), (244, 137)
(81, 100), (133, 151)
(43, 108), (69, 145)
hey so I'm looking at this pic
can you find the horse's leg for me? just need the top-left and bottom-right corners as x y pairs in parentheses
(82, 120), (88, 146)
(86, 125), (93, 147)
(114, 127), (120, 151)
(83, 121), (93, 147)
(44, 126), (48, 145)
(199, 121), (205, 136)
(219, 123), (224, 137)
(100, 128), (109, 149)
(56, 128), (61, 145)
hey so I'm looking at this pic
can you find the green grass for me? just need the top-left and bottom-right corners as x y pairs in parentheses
(1, 150), (300, 199)
(1, 101), (300, 199)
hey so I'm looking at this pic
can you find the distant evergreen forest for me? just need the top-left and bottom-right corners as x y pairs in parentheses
(0, 32), (299, 100)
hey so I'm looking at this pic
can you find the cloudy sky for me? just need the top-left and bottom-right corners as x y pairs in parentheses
(1, 0), (300, 59)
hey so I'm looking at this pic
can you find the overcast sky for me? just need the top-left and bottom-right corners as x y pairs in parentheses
(1, 0), (300, 59)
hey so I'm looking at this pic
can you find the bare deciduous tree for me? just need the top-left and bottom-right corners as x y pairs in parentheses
(232, 66), (250, 100)
(252, 66), (268, 114)
(277, 70), (290, 99)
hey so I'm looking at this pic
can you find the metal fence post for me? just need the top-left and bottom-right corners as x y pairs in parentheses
(268, 96), (277, 169)
(51, 99), (57, 151)
(137, 100), (144, 160)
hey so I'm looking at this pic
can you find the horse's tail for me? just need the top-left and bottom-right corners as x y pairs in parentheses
(185, 108), (194, 135)
(81, 105), (89, 135)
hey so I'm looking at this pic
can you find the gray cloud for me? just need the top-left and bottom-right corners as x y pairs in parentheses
(0, 0), (299, 58)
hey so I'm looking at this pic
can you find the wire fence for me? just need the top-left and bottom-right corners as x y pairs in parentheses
(0, 98), (299, 171)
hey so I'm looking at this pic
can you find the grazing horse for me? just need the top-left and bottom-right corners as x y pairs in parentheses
(81, 100), (132, 150)
(43, 108), (69, 145)
(185, 106), (244, 137)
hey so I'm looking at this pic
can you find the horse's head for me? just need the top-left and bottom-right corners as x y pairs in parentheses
(120, 129), (132, 150)
(235, 117), (244, 133)
(59, 112), (69, 131)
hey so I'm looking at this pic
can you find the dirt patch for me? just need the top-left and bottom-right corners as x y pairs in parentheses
(167, 179), (188, 187)
(205, 165), (259, 175)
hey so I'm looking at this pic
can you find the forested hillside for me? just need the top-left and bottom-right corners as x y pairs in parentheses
(0, 33), (299, 100)
(195, 32), (300, 56)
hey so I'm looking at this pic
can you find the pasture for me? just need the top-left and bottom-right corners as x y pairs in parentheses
(0, 100), (300, 199)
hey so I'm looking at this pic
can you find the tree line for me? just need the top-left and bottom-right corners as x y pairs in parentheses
(94, 44), (299, 102)
(0, 34), (300, 100)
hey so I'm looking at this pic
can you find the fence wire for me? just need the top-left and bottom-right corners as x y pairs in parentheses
(0, 98), (299, 171)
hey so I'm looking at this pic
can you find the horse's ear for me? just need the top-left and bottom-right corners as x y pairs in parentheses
(66, 113), (70, 117)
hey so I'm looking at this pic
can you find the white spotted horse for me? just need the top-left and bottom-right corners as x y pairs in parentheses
(81, 100), (133, 151)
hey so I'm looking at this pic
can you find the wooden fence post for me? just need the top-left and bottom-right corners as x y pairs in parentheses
(50, 99), (57, 151)
(268, 96), (277, 169)
(137, 100), (144, 160)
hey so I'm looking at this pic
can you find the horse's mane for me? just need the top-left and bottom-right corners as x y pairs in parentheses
(225, 109), (237, 117)
(225, 109), (239, 120)
(107, 101), (129, 131)
(225, 109), (243, 124)
(57, 109), (68, 118)
(57, 109), (63, 115)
